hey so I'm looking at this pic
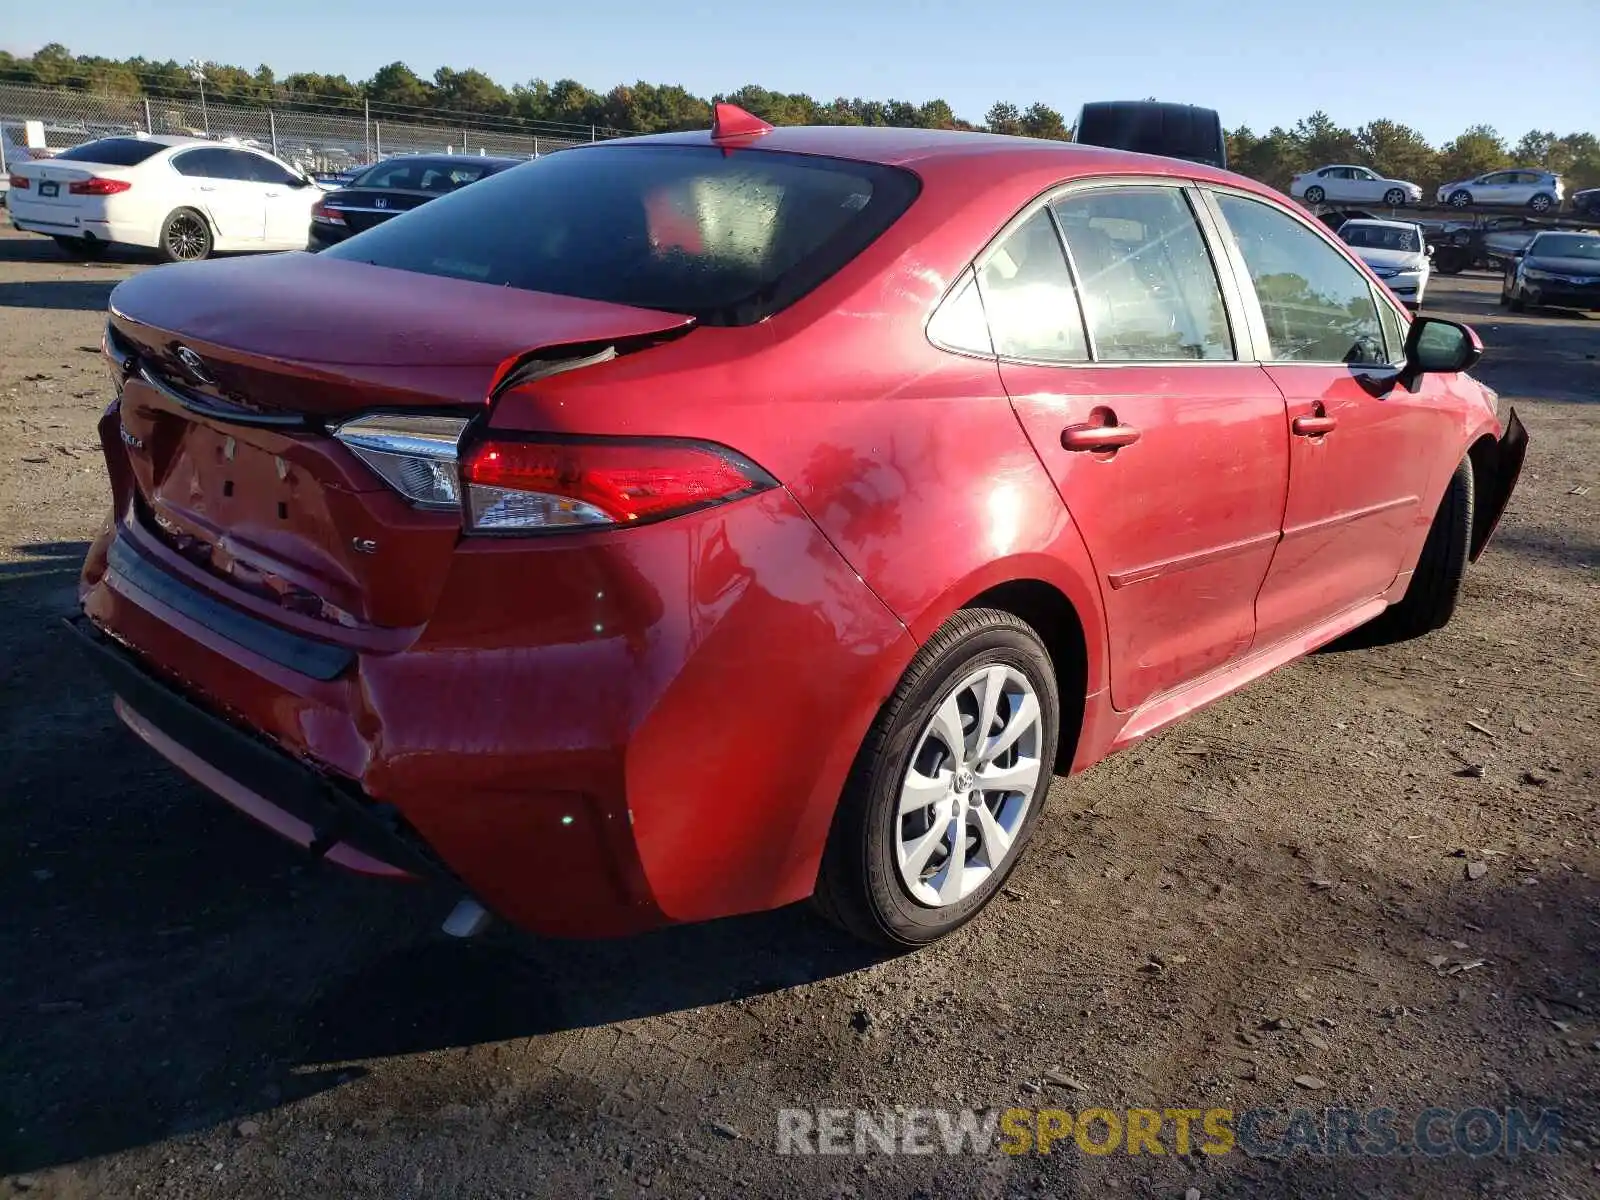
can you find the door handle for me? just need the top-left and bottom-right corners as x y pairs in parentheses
(1292, 412), (1337, 437)
(197, 185), (216, 192)
(1061, 424), (1141, 452)
(265, 192), (281, 198)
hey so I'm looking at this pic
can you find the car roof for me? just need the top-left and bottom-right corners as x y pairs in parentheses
(366, 153), (524, 167)
(590, 125), (1249, 187)
(1340, 218), (1420, 231)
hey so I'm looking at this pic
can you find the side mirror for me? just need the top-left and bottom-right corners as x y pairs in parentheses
(1426, 244), (1436, 256)
(1399, 317), (1482, 391)
(1512, 248), (1526, 259)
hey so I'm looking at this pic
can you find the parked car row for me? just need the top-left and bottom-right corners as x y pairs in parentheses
(7, 133), (528, 260)
(1292, 162), (1584, 216)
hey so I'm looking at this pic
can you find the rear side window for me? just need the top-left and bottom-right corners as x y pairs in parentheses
(323, 145), (920, 326)
(976, 209), (1088, 362)
(53, 137), (166, 166)
(1212, 193), (1386, 365)
(171, 148), (230, 179)
(1053, 187), (1233, 362)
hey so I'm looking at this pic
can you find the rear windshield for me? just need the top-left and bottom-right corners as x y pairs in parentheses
(52, 137), (167, 166)
(352, 157), (509, 194)
(322, 144), (921, 325)
(1341, 224), (1421, 252)
(1530, 233), (1600, 260)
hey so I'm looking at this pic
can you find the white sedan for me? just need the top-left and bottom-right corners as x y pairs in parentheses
(1338, 218), (1431, 308)
(7, 134), (321, 261)
(1289, 164), (1423, 207)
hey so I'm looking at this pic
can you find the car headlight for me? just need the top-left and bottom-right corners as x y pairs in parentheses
(1522, 268), (1555, 282)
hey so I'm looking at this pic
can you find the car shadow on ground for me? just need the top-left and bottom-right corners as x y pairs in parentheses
(0, 279), (120, 312)
(1, 555), (885, 1174)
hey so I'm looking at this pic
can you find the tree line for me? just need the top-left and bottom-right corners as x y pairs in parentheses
(4, 43), (1596, 191)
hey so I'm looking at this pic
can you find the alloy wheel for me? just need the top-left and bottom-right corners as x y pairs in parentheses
(166, 213), (209, 261)
(894, 664), (1043, 907)
(1449, 191), (1471, 208)
(1384, 188), (1405, 207)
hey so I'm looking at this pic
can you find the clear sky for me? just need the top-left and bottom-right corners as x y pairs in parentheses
(6, 0), (1598, 144)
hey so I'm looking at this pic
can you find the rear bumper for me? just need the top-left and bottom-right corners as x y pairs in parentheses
(10, 201), (155, 246)
(307, 222), (354, 251)
(77, 473), (915, 937)
(64, 615), (442, 880)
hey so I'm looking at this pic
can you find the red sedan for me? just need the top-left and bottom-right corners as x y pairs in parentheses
(72, 107), (1525, 947)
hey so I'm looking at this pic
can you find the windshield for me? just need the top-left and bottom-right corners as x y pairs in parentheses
(1530, 234), (1600, 260)
(1341, 224), (1421, 252)
(323, 144), (920, 326)
(51, 137), (167, 166)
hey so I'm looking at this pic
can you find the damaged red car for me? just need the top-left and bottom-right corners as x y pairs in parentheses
(72, 106), (1526, 947)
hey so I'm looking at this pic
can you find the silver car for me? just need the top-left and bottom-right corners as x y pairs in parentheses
(1436, 169), (1564, 213)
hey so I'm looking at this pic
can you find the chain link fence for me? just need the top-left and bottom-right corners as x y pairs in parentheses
(1, 82), (614, 177)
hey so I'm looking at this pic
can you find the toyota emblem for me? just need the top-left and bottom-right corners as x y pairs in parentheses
(174, 345), (213, 386)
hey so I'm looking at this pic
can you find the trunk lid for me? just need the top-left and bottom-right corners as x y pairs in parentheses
(13, 160), (132, 211)
(321, 187), (433, 233)
(106, 252), (695, 637)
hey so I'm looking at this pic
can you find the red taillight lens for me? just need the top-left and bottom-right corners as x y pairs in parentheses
(69, 177), (132, 195)
(8, 174), (29, 190)
(460, 438), (776, 532)
(311, 199), (346, 225)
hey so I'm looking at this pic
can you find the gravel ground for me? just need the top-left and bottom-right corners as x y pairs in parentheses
(1, 228), (1597, 1199)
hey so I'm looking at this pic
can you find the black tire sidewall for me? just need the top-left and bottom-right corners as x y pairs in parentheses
(1450, 191), (1471, 208)
(161, 209), (212, 262)
(1305, 186), (1325, 204)
(855, 622), (1059, 944)
(1384, 188), (1405, 207)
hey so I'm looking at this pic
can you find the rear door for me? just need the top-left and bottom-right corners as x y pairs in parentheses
(171, 148), (266, 243)
(1202, 188), (1455, 645)
(987, 182), (1290, 712)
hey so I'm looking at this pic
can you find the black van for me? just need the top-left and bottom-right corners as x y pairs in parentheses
(1073, 102), (1227, 169)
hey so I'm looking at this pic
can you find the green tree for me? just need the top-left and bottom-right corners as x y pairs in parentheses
(985, 102), (1023, 136)
(366, 62), (432, 110)
(1293, 110), (1359, 166)
(1437, 124), (1507, 183)
(1020, 102), (1069, 141)
(1355, 119), (1437, 184)
(431, 67), (508, 115)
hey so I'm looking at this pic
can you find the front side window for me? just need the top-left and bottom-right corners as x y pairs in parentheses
(1212, 193), (1386, 365)
(323, 145), (919, 326)
(1052, 186), (1233, 362)
(244, 154), (302, 186)
(975, 209), (1088, 362)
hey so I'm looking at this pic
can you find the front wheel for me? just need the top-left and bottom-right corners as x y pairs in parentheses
(1383, 187), (1406, 207)
(1373, 457), (1474, 640)
(1448, 189), (1473, 209)
(813, 609), (1059, 948)
(159, 208), (213, 263)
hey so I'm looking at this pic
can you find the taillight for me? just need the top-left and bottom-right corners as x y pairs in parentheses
(8, 174), (29, 190)
(331, 414), (470, 509)
(311, 199), (346, 225)
(459, 438), (776, 532)
(69, 177), (132, 195)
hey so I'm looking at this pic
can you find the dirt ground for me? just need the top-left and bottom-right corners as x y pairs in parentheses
(1, 227), (1596, 1199)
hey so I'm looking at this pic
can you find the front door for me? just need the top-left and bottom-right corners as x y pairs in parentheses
(171, 148), (266, 244)
(979, 186), (1289, 712)
(1204, 190), (1456, 645)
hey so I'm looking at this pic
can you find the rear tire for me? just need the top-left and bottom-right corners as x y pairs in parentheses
(1304, 185), (1326, 205)
(1528, 193), (1554, 214)
(1373, 457), (1474, 640)
(159, 208), (213, 263)
(813, 609), (1059, 948)
(1509, 288), (1526, 313)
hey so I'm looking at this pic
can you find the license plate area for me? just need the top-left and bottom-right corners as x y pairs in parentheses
(39, 181), (59, 197)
